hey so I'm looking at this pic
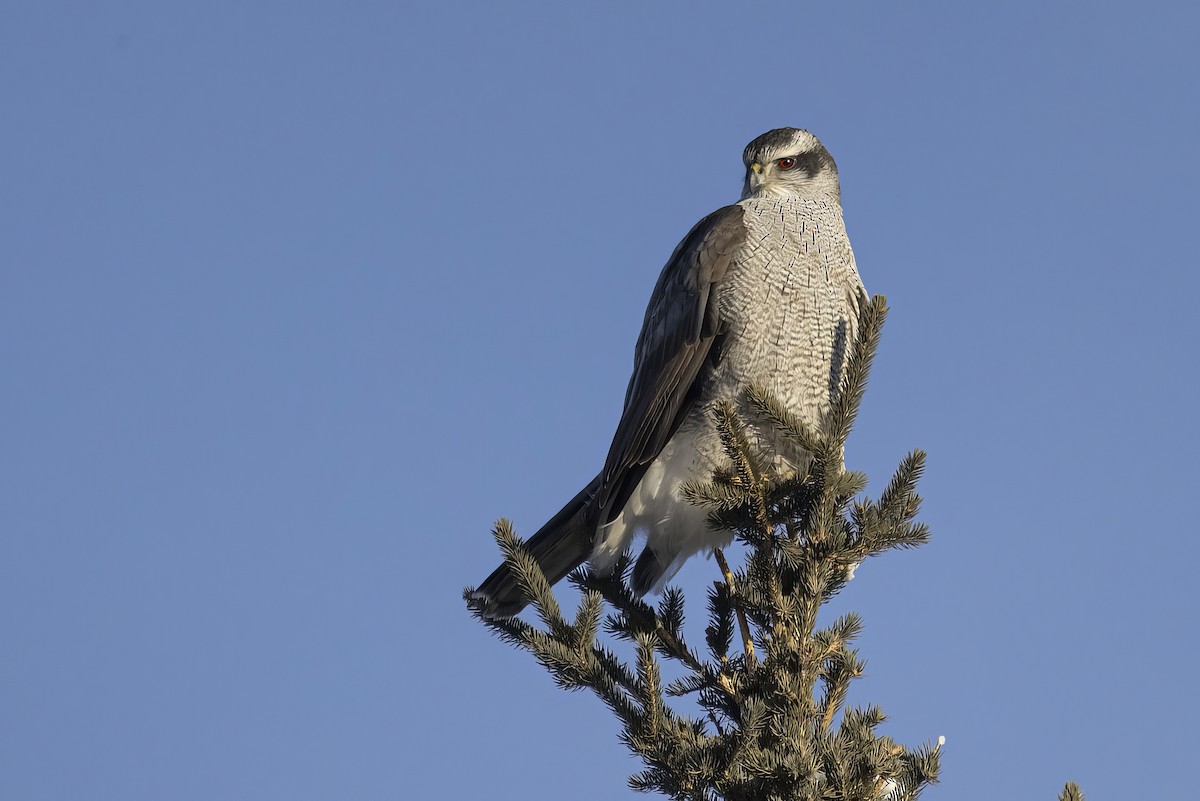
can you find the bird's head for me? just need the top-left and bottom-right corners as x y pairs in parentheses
(741, 128), (840, 202)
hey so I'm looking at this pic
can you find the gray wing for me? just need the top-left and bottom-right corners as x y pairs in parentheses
(598, 204), (747, 522)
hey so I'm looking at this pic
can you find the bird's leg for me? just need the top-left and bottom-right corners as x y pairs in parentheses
(713, 547), (756, 667)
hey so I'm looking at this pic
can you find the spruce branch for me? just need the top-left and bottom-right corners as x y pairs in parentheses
(465, 296), (961, 800)
(1058, 782), (1086, 801)
(825, 292), (887, 451)
(747, 381), (825, 455)
(713, 547), (756, 668)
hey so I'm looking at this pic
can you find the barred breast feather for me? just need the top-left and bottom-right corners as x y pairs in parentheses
(591, 196), (865, 590)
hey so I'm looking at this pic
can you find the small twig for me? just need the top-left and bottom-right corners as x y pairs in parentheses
(652, 619), (738, 698)
(714, 547), (756, 667)
(820, 690), (840, 732)
(654, 622), (702, 672)
(785, 520), (799, 541)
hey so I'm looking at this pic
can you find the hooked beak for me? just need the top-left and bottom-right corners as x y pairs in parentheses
(743, 162), (766, 198)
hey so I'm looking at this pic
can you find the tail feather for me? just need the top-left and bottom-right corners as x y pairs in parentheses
(471, 476), (600, 618)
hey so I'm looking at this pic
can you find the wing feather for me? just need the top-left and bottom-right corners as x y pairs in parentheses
(599, 204), (746, 520)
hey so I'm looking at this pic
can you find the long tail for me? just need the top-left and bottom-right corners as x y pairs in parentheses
(470, 475), (600, 618)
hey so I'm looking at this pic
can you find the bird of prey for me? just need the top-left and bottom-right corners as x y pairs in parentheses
(473, 128), (865, 617)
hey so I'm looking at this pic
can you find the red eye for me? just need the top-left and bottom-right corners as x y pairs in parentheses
(777, 157), (796, 170)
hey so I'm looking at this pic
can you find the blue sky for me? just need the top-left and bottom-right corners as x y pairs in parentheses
(3, 2), (1198, 799)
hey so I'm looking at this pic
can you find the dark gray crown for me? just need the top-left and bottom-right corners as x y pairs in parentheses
(742, 128), (838, 178)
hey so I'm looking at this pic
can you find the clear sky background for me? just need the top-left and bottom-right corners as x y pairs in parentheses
(3, 2), (1198, 800)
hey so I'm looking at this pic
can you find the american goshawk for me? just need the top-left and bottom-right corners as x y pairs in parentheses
(473, 128), (865, 617)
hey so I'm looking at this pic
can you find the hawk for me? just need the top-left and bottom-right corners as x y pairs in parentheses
(474, 128), (865, 617)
